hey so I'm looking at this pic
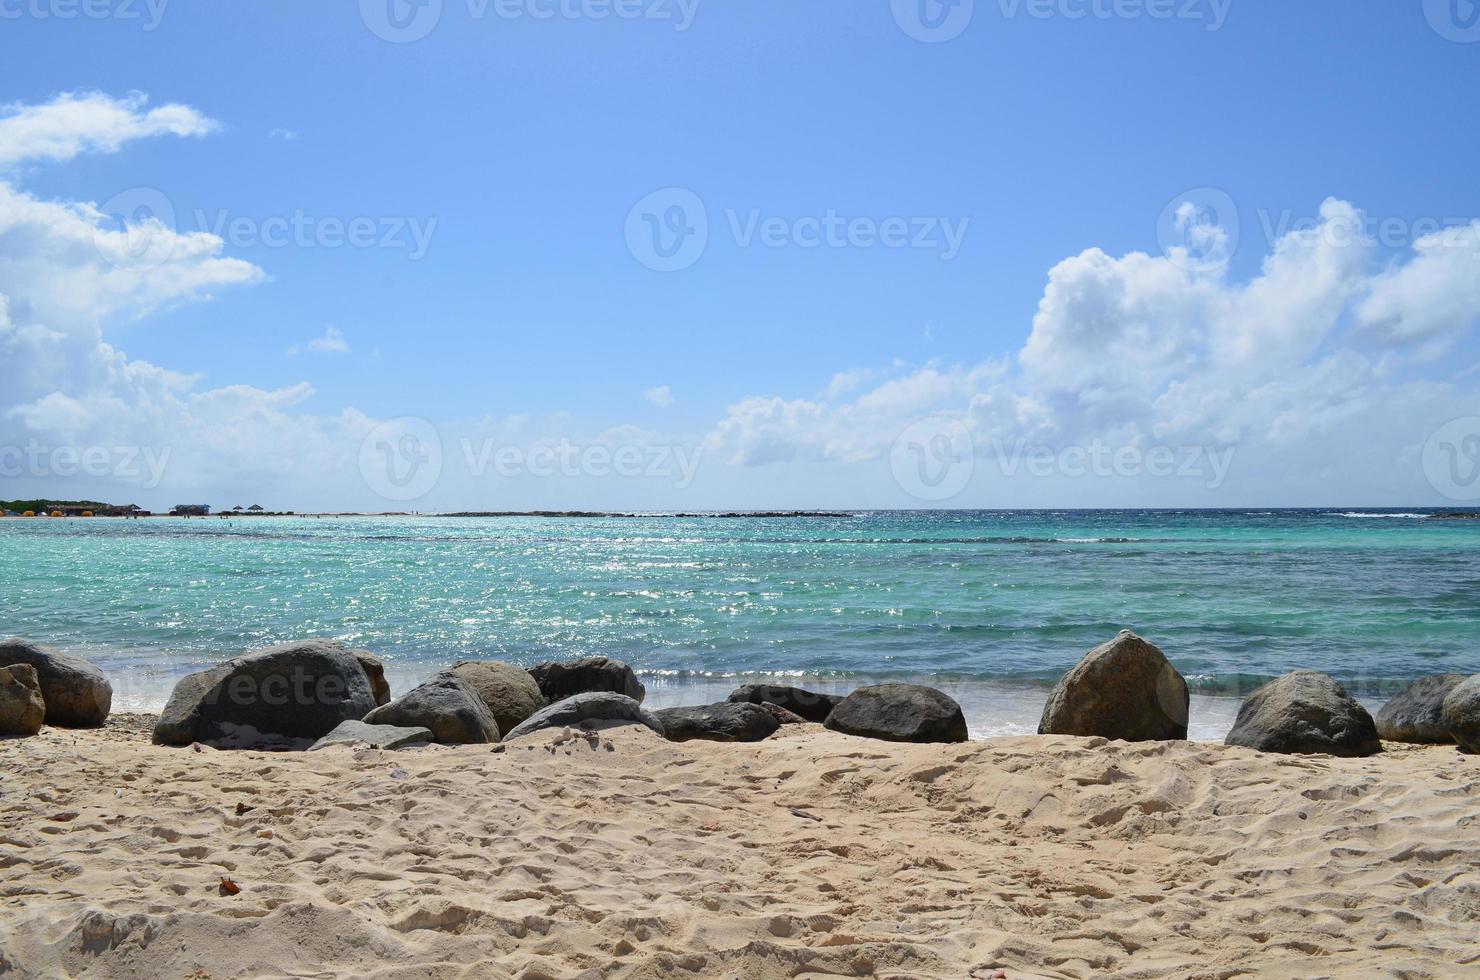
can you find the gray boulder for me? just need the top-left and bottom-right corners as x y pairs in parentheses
(309, 720), (433, 751)
(1038, 630), (1189, 741)
(1441, 675), (1480, 754)
(363, 673), (499, 744)
(153, 639), (379, 749)
(758, 702), (808, 726)
(0, 638), (112, 727)
(448, 660), (546, 734)
(823, 684), (968, 743)
(1225, 671), (1381, 757)
(653, 702), (780, 742)
(0, 664), (46, 737)
(1375, 674), (1467, 744)
(528, 656), (645, 703)
(503, 692), (665, 741)
(727, 683), (841, 723)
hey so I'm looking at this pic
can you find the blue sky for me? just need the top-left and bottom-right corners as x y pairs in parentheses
(2, 1), (1479, 510)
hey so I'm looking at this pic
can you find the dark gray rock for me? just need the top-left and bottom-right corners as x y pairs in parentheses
(363, 673), (500, 744)
(823, 684), (968, 743)
(0, 663), (45, 737)
(1441, 675), (1480, 754)
(758, 702), (808, 726)
(528, 656), (644, 703)
(352, 649), (392, 706)
(448, 660), (546, 734)
(727, 683), (841, 724)
(1038, 630), (1189, 741)
(1225, 671), (1381, 757)
(653, 702), (780, 742)
(503, 692), (665, 741)
(152, 639), (379, 750)
(0, 638), (112, 727)
(309, 720), (433, 751)
(1375, 674), (1467, 744)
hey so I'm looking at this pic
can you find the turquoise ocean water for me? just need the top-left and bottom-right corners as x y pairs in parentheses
(2, 510), (1476, 738)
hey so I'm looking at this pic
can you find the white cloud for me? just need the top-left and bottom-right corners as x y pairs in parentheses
(288, 326), (350, 357)
(1357, 221), (1480, 351)
(705, 198), (1480, 504)
(268, 128), (299, 141)
(0, 91), (217, 168)
(4, 87), (1478, 513)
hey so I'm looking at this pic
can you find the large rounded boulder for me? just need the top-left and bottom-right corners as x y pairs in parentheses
(0, 638), (112, 727)
(153, 639), (380, 750)
(1375, 674), (1467, 744)
(1441, 675), (1480, 754)
(728, 683), (840, 724)
(528, 656), (644, 703)
(448, 660), (545, 734)
(1225, 671), (1381, 757)
(654, 702), (780, 743)
(823, 684), (968, 743)
(363, 672), (500, 744)
(503, 692), (665, 741)
(1038, 630), (1189, 741)
(0, 664), (46, 737)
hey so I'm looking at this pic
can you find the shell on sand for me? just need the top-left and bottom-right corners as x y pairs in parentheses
(0, 715), (1475, 978)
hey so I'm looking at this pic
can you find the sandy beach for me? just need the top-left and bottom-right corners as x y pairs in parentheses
(2, 716), (1476, 979)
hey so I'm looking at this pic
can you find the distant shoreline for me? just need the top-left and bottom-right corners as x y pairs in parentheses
(5, 509), (1479, 520)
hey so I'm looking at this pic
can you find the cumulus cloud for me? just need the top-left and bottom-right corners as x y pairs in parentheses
(643, 385), (674, 408)
(0, 92), (374, 505)
(287, 326), (350, 357)
(0, 91), (217, 168)
(705, 198), (1480, 503)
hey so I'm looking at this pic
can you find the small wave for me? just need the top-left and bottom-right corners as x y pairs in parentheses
(1332, 512), (1430, 519)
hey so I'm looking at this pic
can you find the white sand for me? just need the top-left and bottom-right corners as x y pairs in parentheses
(1, 716), (1477, 979)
